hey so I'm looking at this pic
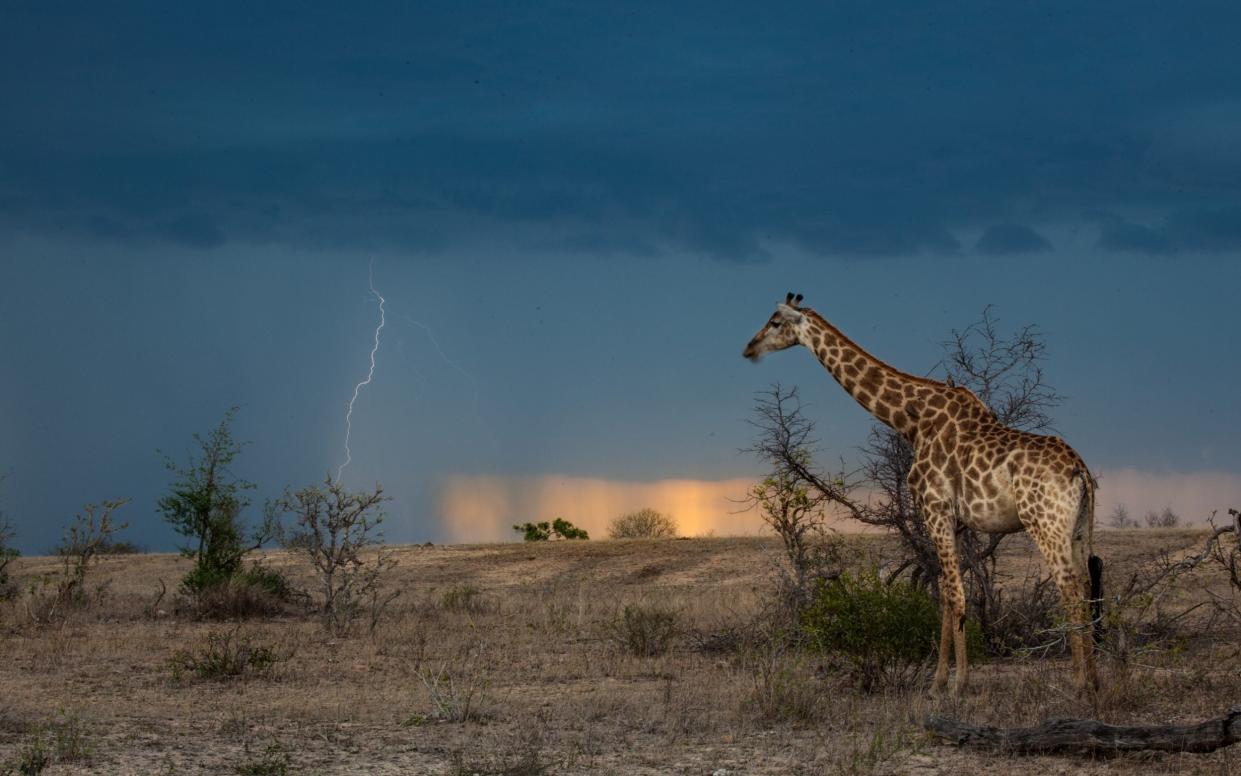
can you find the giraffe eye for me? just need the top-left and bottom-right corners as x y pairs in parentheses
(770, 320), (781, 329)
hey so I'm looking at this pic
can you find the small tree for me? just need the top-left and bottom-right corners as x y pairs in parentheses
(608, 508), (677, 539)
(1145, 507), (1180, 528)
(157, 408), (277, 594)
(512, 518), (589, 541)
(56, 499), (130, 603)
(275, 478), (395, 634)
(1107, 503), (1139, 529)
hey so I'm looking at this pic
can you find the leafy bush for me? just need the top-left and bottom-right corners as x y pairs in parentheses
(169, 628), (287, 682)
(512, 518), (589, 541)
(158, 408), (278, 599)
(608, 508), (677, 539)
(801, 569), (939, 692)
(182, 565), (293, 620)
(608, 602), (679, 657)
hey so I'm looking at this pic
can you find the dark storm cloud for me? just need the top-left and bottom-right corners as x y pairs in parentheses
(1094, 207), (1241, 256)
(3, 2), (1241, 260)
(975, 224), (1053, 256)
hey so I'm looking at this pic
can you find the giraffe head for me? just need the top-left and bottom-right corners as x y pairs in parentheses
(742, 292), (806, 362)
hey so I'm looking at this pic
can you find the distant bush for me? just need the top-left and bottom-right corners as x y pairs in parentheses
(608, 508), (677, 539)
(801, 569), (939, 692)
(608, 602), (680, 657)
(169, 628), (288, 682)
(1145, 507), (1180, 528)
(1107, 503), (1139, 529)
(512, 518), (589, 542)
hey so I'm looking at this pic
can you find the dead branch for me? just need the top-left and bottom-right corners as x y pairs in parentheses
(925, 705), (1241, 754)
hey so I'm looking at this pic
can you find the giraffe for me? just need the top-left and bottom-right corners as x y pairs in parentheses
(742, 293), (1101, 696)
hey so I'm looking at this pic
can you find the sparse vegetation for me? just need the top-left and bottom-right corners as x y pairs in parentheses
(8, 710), (92, 774)
(1145, 506), (1181, 528)
(273, 478), (396, 635)
(25, 499), (129, 624)
(512, 518), (589, 541)
(1107, 503), (1139, 529)
(168, 628), (288, 682)
(1, 530), (1238, 772)
(607, 602), (680, 657)
(607, 507), (677, 539)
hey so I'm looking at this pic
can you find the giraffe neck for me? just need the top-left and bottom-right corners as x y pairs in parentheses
(795, 310), (925, 439)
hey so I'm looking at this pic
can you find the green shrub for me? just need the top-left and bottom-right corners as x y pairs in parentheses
(181, 565), (293, 620)
(169, 628), (287, 682)
(512, 518), (589, 541)
(801, 569), (938, 692)
(608, 603), (679, 657)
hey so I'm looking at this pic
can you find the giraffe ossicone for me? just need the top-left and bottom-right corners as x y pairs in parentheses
(743, 292), (1101, 696)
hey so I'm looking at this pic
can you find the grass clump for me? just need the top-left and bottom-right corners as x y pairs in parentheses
(169, 628), (288, 682)
(233, 743), (291, 776)
(8, 710), (92, 775)
(608, 602), (680, 657)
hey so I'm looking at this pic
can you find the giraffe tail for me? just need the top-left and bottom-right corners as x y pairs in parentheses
(1075, 466), (1104, 645)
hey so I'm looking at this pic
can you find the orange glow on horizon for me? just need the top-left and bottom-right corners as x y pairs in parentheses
(436, 474), (772, 542)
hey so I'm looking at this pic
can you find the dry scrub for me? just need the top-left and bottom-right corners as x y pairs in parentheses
(0, 530), (1238, 774)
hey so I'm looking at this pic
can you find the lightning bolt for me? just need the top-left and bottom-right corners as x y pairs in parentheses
(336, 260), (386, 484)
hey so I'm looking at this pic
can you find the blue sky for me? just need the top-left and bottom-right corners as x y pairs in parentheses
(2, 2), (1240, 550)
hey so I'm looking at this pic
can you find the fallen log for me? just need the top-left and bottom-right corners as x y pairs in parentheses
(924, 706), (1241, 754)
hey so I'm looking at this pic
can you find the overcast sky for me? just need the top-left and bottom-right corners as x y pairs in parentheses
(3, 2), (1240, 551)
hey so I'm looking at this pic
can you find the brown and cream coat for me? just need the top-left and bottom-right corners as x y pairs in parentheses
(743, 293), (1099, 695)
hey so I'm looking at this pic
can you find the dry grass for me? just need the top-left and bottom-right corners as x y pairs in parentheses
(0, 530), (1238, 774)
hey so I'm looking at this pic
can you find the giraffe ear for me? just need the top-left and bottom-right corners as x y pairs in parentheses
(776, 303), (803, 323)
(785, 292), (796, 305)
(794, 294), (804, 306)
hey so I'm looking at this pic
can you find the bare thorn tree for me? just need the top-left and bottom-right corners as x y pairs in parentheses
(275, 478), (397, 635)
(1107, 503), (1139, 529)
(743, 385), (851, 607)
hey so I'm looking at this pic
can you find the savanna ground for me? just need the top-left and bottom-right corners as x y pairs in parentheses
(1, 529), (1239, 775)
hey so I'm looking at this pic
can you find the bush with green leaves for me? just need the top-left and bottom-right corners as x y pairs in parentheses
(801, 569), (940, 692)
(512, 518), (589, 541)
(157, 408), (280, 605)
